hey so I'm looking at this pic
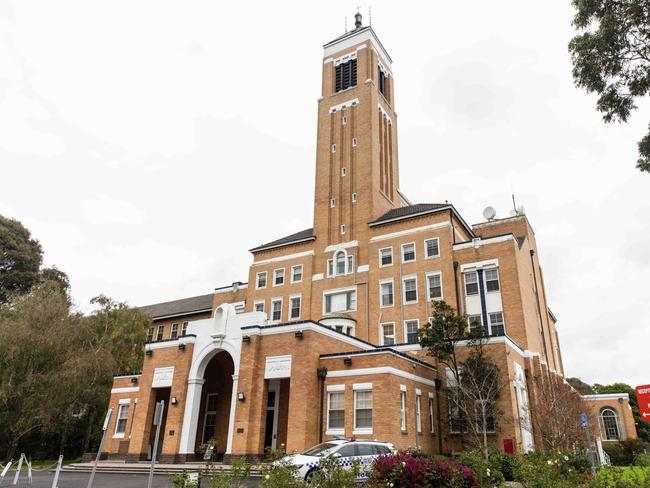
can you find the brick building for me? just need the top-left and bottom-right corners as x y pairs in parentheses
(103, 14), (636, 463)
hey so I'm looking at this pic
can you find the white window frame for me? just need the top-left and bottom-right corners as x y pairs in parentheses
(353, 387), (373, 434)
(485, 267), (500, 293)
(340, 224), (346, 235)
(114, 402), (130, 438)
(181, 321), (188, 336)
(330, 198), (336, 208)
(416, 391), (422, 433)
(254, 300), (265, 313)
(379, 278), (394, 308)
(380, 322), (396, 346)
(170, 323), (178, 340)
(428, 393), (435, 433)
(323, 286), (357, 314)
(326, 387), (345, 435)
(202, 393), (219, 444)
(270, 298), (283, 323)
(331, 143), (336, 153)
(426, 271), (443, 301)
(400, 386), (407, 431)
(291, 264), (303, 284)
(156, 325), (164, 342)
(352, 137), (357, 147)
(488, 311), (505, 336)
(341, 167), (347, 176)
(424, 237), (440, 259)
(402, 275), (418, 305)
(256, 271), (267, 290)
(401, 242), (416, 263)
(273, 268), (285, 287)
(404, 319), (419, 344)
(468, 314), (483, 333)
(352, 192), (357, 203)
(289, 294), (301, 321)
(464, 271), (479, 296)
(599, 407), (622, 441)
(330, 250), (354, 277)
(379, 247), (393, 267)
(146, 327), (154, 342)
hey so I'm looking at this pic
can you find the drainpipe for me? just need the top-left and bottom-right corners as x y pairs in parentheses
(317, 367), (328, 443)
(530, 250), (551, 377)
(453, 261), (461, 315)
(435, 379), (443, 454)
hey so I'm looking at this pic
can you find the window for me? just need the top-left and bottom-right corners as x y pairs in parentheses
(426, 272), (442, 300)
(327, 259), (334, 277)
(335, 58), (357, 92)
(447, 368), (467, 433)
(271, 299), (282, 322)
(256, 271), (267, 289)
(401, 243), (416, 263)
(146, 327), (154, 343)
(475, 400), (496, 433)
(381, 323), (395, 345)
(354, 390), (372, 431)
(488, 312), (505, 336)
(352, 192), (357, 203)
(181, 321), (188, 336)
(324, 289), (356, 313)
(330, 198), (336, 208)
(340, 224), (346, 235)
(352, 137), (357, 147)
(424, 238), (440, 258)
(378, 65), (387, 97)
(331, 144), (336, 153)
(485, 268), (500, 292)
(334, 324), (355, 336)
(156, 325), (164, 342)
(273, 268), (284, 286)
(254, 301), (264, 313)
(327, 392), (345, 431)
(202, 393), (218, 443)
(464, 271), (479, 295)
(347, 255), (354, 272)
(170, 323), (178, 340)
(341, 167), (347, 176)
(468, 315), (483, 334)
(400, 389), (406, 431)
(416, 393), (422, 433)
(342, 116), (347, 125)
(380, 280), (394, 307)
(115, 403), (129, 436)
(336, 251), (346, 275)
(599, 408), (621, 440)
(337, 444), (357, 457)
(403, 277), (418, 304)
(429, 396), (435, 433)
(291, 265), (303, 283)
(290, 296), (301, 320)
(405, 319), (419, 344)
(379, 247), (393, 267)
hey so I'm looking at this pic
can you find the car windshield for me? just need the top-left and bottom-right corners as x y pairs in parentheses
(302, 442), (337, 457)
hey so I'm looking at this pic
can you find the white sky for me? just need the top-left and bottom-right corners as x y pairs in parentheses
(1, 1), (648, 387)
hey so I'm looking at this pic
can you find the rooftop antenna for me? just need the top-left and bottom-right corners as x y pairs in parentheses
(511, 194), (517, 214)
(345, 16), (348, 33)
(369, 6), (372, 26)
(354, 7), (362, 28)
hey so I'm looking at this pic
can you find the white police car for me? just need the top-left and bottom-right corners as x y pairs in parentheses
(277, 439), (395, 482)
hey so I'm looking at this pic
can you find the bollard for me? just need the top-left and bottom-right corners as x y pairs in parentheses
(147, 400), (165, 488)
(51, 455), (63, 488)
(87, 408), (112, 488)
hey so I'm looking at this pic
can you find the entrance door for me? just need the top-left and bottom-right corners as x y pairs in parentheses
(148, 387), (170, 461)
(264, 381), (280, 450)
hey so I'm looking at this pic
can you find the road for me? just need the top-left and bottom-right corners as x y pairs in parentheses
(5, 471), (260, 487)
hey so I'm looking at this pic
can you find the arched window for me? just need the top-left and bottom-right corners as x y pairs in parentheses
(336, 251), (346, 275)
(599, 408), (621, 440)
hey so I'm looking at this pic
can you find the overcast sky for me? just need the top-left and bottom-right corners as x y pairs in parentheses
(1, 1), (648, 387)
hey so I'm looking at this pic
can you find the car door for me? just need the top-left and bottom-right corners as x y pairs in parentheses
(354, 443), (376, 480)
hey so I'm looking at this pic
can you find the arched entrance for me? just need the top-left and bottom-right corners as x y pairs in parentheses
(193, 351), (234, 459)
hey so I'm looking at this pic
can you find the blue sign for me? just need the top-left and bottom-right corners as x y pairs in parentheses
(581, 413), (588, 428)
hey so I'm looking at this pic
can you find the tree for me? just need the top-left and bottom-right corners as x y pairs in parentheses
(527, 374), (585, 451)
(0, 215), (43, 304)
(569, 0), (650, 172)
(593, 382), (650, 443)
(566, 377), (596, 395)
(420, 300), (503, 459)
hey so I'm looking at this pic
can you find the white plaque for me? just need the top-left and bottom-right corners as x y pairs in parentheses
(264, 355), (292, 379)
(152, 366), (174, 388)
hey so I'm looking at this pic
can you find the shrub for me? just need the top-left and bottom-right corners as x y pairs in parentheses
(593, 466), (650, 488)
(259, 459), (306, 488)
(456, 451), (505, 487)
(634, 454), (650, 467)
(203, 458), (251, 488)
(309, 454), (360, 487)
(604, 440), (650, 467)
(513, 451), (593, 488)
(488, 450), (522, 481)
(168, 471), (200, 488)
(370, 452), (476, 488)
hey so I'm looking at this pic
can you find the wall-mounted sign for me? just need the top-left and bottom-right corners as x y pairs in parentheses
(636, 385), (650, 422)
(264, 355), (292, 379)
(152, 366), (174, 388)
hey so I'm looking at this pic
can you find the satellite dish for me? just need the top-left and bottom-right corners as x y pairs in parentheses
(483, 206), (496, 220)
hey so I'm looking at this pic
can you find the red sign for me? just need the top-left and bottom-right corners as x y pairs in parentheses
(636, 385), (650, 422)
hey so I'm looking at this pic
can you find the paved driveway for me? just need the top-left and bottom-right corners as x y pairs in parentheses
(6, 471), (260, 487)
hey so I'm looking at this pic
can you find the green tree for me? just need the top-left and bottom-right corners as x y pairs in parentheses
(566, 377), (596, 395)
(420, 300), (502, 459)
(0, 215), (43, 304)
(569, 0), (650, 172)
(594, 382), (650, 443)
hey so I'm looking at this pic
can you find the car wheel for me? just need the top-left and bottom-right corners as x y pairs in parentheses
(305, 468), (319, 483)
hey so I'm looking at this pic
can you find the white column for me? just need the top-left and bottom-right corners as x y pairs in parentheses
(179, 378), (206, 454)
(225, 374), (239, 454)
